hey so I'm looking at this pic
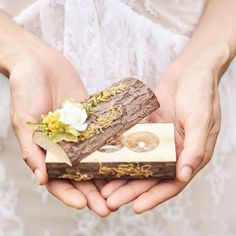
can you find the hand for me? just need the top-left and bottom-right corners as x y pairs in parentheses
(99, 0), (236, 212)
(5, 28), (110, 216)
(101, 59), (222, 213)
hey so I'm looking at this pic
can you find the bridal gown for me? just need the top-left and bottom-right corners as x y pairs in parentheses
(0, 1), (236, 236)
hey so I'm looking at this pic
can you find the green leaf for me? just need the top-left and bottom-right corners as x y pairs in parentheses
(50, 132), (78, 143)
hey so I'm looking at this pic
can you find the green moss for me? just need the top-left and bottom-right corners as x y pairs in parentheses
(80, 106), (122, 141)
(83, 83), (125, 115)
(99, 164), (153, 178)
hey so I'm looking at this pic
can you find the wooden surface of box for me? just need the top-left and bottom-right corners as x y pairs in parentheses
(45, 123), (176, 180)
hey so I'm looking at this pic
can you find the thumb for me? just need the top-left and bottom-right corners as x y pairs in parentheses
(12, 116), (48, 185)
(58, 73), (89, 106)
(176, 114), (210, 182)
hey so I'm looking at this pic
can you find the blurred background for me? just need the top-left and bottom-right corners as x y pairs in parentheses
(1, 0), (236, 235)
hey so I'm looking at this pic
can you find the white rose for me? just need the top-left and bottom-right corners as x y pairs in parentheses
(59, 103), (88, 131)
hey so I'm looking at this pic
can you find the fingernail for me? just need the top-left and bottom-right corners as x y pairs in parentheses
(34, 169), (41, 185)
(181, 166), (193, 182)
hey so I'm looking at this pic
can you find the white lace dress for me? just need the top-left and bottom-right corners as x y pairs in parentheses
(0, 1), (236, 236)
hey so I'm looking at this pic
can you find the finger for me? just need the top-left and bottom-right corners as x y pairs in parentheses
(12, 116), (48, 185)
(148, 111), (167, 123)
(66, 80), (88, 102)
(101, 179), (128, 198)
(55, 70), (88, 108)
(106, 179), (158, 210)
(93, 179), (107, 192)
(46, 179), (87, 209)
(71, 181), (110, 217)
(176, 133), (218, 191)
(174, 123), (185, 157)
(133, 179), (186, 214)
(177, 114), (211, 182)
(195, 131), (219, 173)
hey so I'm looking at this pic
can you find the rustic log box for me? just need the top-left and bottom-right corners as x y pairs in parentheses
(33, 78), (176, 180)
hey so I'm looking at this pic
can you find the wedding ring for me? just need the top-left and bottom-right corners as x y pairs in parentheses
(123, 131), (159, 152)
(99, 136), (124, 153)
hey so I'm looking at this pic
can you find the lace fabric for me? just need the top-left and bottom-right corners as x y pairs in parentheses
(13, 0), (189, 91)
(121, 0), (207, 36)
(0, 0), (236, 235)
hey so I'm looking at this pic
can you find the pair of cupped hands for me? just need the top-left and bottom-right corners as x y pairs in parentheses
(9, 36), (221, 217)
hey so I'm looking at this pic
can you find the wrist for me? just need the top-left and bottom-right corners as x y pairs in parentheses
(0, 38), (24, 77)
(176, 41), (232, 81)
(0, 13), (46, 77)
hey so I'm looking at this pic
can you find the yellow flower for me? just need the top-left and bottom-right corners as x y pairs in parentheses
(38, 99), (87, 143)
(42, 111), (64, 133)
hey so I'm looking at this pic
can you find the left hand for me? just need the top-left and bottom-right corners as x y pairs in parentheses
(101, 60), (221, 213)
(9, 39), (110, 217)
(0, 12), (110, 216)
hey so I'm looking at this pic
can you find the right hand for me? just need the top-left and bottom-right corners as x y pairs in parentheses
(0, 18), (110, 216)
(101, 62), (221, 213)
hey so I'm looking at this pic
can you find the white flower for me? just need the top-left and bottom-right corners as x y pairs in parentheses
(59, 102), (88, 131)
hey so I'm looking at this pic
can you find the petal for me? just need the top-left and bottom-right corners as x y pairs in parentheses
(62, 99), (78, 108)
(59, 110), (71, 124)
(63, 103), (75, 109)
(59, 114), (68, 124)
(59, 106), (88, 128)
(78, 109), (88, 123)
(73, 123), (88, 131)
